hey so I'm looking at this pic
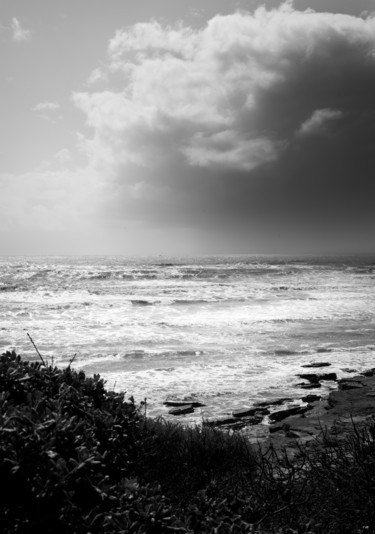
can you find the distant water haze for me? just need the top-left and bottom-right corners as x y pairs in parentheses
(1, 255), (374, 423)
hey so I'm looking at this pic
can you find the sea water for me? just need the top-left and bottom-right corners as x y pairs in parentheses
(1, 255), (374, 423)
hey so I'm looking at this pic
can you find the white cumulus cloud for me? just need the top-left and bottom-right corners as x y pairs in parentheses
(74, 3), (375, 187)
(4, 2), (372, 254)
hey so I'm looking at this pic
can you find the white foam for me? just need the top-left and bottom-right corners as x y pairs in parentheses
(1, 255), (375, 423)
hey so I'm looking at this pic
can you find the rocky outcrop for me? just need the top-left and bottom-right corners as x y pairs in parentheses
(361, 368), (375, 377)
(301, 394), (321, 403)
(298, 382), (322, 389)
(164, 400), (205, 408)
(168, 404), (194, 415)
(297, 372), (337, 383)
(232, 407), (269, 418)
(168, 404), (195, 415)
(203, 417), (238, 427)
(301, 362), (331, 368)
(338, 380), (364, 390)
(164, 371), (375, 457)
(204, 415), (263, 429)
(254, 397), (293, 407)
(265, 373), (375, 458)
(268, 405), (313, 423)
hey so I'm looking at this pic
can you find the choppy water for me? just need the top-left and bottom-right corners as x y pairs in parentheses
(1, 255), (375, 423)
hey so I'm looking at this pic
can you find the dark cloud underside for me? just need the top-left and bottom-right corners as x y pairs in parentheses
(73, 4), (375, 252)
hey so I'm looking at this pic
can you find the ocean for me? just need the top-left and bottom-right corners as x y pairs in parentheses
(1, 255), (374, 424)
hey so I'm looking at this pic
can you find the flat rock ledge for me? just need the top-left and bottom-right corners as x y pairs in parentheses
(265, 372), (375, 459)
(163, 369), (375, 458)
(164, 399), (206, 416)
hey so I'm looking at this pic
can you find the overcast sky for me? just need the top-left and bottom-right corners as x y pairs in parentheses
(1, 0), (375, 255)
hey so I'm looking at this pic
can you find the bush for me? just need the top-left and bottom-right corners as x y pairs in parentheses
(2, 350), (375, 533)
(0, 350), (142, 532)
(136, 417), (257, 501)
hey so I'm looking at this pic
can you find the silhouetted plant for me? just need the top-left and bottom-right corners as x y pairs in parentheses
(2, 349), (375, 533)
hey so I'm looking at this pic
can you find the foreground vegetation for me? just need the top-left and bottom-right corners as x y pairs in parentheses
(1, 350), (375, 533)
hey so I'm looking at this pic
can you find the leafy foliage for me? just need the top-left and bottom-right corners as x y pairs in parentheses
(2, 350), (375, 533)
(0, 351), (147, 532)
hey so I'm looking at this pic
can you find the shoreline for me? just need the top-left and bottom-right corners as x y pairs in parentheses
(166, 364), (375, 457)
(266, 370), (375, 456)
(2, 349), (375, 531)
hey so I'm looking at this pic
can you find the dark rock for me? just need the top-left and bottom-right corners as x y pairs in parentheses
(361, 368), (375, 377)
(168, 404), (195, 416)
(164, 400), (205, 408)
(265, 374), (375, 459)
(301, 362), (331, 368)
(274, 350), (296, 356)
(269, 405), (312, 423)
(298, 382), (322, 389)
(297, 372), (337, 383)
(327, 382), (375, 415)
(269, 424), (285, 434)
(232, 407), (258, 418)
(338, 381), (364, 391)
(254, 397), (293, 407)
(227, 416), (263, 429)
(341, 368), (358, 373)
(131, 299), (152, 306)
(245, 415), (264, 425)
(297, 373), (320, 383)
(317, 348), (333, 353)
(232, 407), (269, 418)
(203, 417), (238, 427)
(301, 394), (321, 403)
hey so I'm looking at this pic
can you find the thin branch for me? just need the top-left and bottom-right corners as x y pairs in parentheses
(26, 333), (46, 366)
(68, 353), (77, 368)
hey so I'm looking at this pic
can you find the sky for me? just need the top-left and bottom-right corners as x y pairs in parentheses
(1, 0), (375, 256)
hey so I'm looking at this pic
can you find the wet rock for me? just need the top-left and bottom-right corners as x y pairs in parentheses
(297, 372), (337, 383)
(168, 404), (195, 416)
(269, 405), (312, 424)
(361, 368), (375, 377)
(301, 362), (331, 368)
(262, 374), (375, 459)
(233, 407), (257, 417)
(301, 394), (321, 403)
(338, 381), (364, 391)
(203, 417), (238, 427)
(327, 381), (375, 415)
(226, 416), (263, 429)
(232, 407), (269, 418)
(164, 400), (205, 408)
(298, 382), (322, 389)
(271, 423), (308, 439)
(254, 397), (293, 407)
(131, 299), (153, 306)
(204, 415), (264, 429)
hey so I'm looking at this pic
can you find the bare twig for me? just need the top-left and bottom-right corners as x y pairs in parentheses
(26, 333), (46, 366)
(68, 353), (77, 368)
